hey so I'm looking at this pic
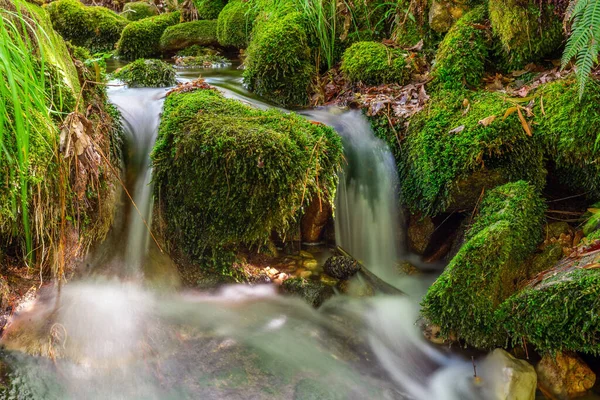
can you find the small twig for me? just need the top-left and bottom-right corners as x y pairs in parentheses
(471, 356), (477, 378)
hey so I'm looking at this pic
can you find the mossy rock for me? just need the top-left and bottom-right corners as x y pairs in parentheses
(46, 0), (129, 53)
(340, 41), (409, 86)
(400, 88), (546, 216)
(533, 78), (600, 196)
(431, 6), (490, 90)
(243, 12), (314, 107)
(500, 267), (600, 354)
(151, 89), (342, 273)
(281, 278), (334, 308)
(192, 0), (226, 19)
(489, 0), (563, 71)
(116, 11), (180, 60)
(121, 1), (158, 21)
(216, 0), (254, 48)
(159, 20), (218, 54)
(421, 181), (546, 349)
(113, 59), (176, 87)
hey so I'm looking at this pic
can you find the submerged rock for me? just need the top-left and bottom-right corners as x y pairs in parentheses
(323, 256), (360, 280)
(536, 352), (596, 400)
(481, 349), (536, 400)
(281, 278), (334, 308)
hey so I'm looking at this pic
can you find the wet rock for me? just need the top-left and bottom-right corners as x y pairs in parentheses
(339, 279), (374, 297)
(294, 378), (344, 399)
(303, 259), (319, 270)
(408, 214), (435, 254)
(481, 349), (536, 400)
(299, 271), (312, 279)
(281, 278), (334, 307)
(429, 0), (469, 33)
(301, 198), (332, 243)
(323, 256), (360, 280)
(536, 352), (596, 399)
(299, 250), (314, 259)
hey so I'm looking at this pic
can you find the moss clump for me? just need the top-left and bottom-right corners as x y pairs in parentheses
(421, 181), (546, 348)
(340, 41), (409, 85)
(121, 1), (158, 21)
(116, 11), (180, 60)
(159, 20), (218, 54)
(151, 89), (342, 273)
(400, 89), (546, 216)
(489, 0), (563, 71)
(46, 0), (129, 53)
(192, 0), (226, 19)
(500, 268), (600, 354)
(217, 0), (254, 48)
(175, 54), (230, 68)
(431, 6), (489, 90)
(533, 78), (600, 196)
(113, 59), (176, 87)
(243, 12), (314, 107)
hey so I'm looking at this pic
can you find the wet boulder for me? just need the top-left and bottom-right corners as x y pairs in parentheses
(536, 352), (596, 400)
(340, 41), (409, 86)
(159, 20), (219, 55)
(323, 256), (360, 280)
(113, 59), (176, 88)
(281, 278), (334, 308)
(481, 349), (537, 400)
(421, 181), (545, 348)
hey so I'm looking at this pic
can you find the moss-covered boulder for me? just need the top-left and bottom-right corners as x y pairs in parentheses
(340, 41), (409, 86)
(421, 181), (546, 348)
(116, 11), (180, 60)
(192, 0), (226, 19)
(216, 0), (254, 48)
(281, 278), (334, 307)
(46, 0), (129, 53)
(159, 20), (218, 54)
(431, 6), (489, 90)
(113, 59), (176, 87)
(489, 0), (563, 70)
(151, 88), (342, 273)
(243, 12), (314, 107)
(400, 89), (546, 216)
(121, 1), (158, 21)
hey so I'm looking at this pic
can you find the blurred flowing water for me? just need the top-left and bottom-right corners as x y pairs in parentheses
(0, 63), (501, 400)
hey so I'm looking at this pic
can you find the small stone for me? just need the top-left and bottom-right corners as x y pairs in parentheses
(303, 259), (319, 270)
(276, 272), (288, 280)
(299, 250), (314, 259)
(323, 256), (360, 280)
(320, 274), (338, 286)
(536, 352), (596, 399)
(299, 271), (312, 279)
(481, 349), (536, 400)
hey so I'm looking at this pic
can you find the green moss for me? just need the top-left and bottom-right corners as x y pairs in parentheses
(400, 89), (546, 216)
(431, 6), (489, 90)
(500, 268), (600, 354)
(216, 0), (254, 48)
(116, 11), (180, 60)
(175, 54), (230, 68)
(159, 20), (218, 54)
(489, 0), (563, 71)
(243, 12), (314, 107)
(421, 181), (546, 348)
(113, 59), (176, 87)
(46, 0), (129, 53)
(192, 0), (226, 19)
(340, 41), (409, 85)
(281, 278), (334, 307)
(121, 1), (158, 21)
(151, 89), (342, 273)
(176, 44), (215, 57)
(533, 78), (600, 196)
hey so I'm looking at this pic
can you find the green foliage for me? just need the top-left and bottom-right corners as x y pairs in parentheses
(121, 1), (158, 21)
(116, 11), (180, 60)
(192, 0), (226, 19)
(159, 20), (218, 54)
(216, 0), (255, 48)
(533, 77), (600, 195)
(340, 41), (409, 85)
(401, 89), (546, 216)
(46, 0), (129, 53)
(151, 89), (342, 273)
(293, 0), (338, 70)
(421, 181), (546, 349)
(113, 59), (176, 87)
(562, 0), (600, 98)
(243, 12), (315, 106)
(499, 268), (600, 354)
(431, 6), (489, 90)
(489, 0), (563, 70)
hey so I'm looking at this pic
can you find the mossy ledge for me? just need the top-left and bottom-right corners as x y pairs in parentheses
(421, 181), (546, 349)
(151, 88), (342, 274)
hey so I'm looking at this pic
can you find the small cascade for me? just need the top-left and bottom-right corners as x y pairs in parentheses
(107, 87), (166, 275)
(302, 108), (402, 282)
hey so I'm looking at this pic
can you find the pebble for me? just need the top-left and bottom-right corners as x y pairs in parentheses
(299, 250), (314, 259)
(303, 259), (319, 270)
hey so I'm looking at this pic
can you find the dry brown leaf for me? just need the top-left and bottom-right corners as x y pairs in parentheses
(516, 107), (532, 136)
(503, 106), (518, 120)
(478, 115), (496, 126)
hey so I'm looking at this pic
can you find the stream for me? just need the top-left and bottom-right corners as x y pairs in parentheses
(0, 61), (503, 399)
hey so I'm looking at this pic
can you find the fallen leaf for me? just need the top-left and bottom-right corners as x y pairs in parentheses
(503, 106), (518, 120)
(478, 115), (496, 126)
(449, 125), (465, 134)
(517, 107), (532, 136)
